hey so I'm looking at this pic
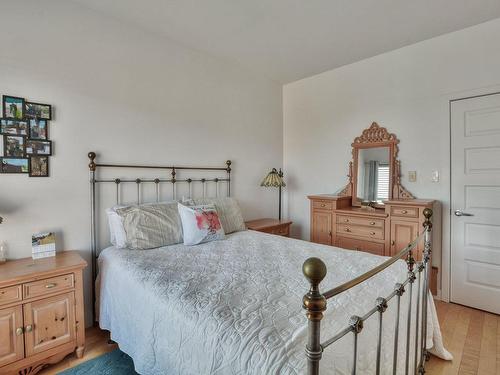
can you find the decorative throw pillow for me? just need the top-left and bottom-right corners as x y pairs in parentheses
(116, 202), (183, 250)
(190, 197), (246, 234)
(178, 203), (225, 246)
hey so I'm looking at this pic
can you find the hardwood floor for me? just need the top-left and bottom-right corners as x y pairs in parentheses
(37, 301), (498, 375)
(427, 300), (500, 375)
(38, 328), (117, 375)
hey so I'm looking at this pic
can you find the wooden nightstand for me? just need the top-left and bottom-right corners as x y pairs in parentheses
(245, 218), (292, 237)
(0, 251), (87, 375)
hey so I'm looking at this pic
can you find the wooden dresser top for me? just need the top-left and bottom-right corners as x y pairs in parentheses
(0, 251), (87, 287)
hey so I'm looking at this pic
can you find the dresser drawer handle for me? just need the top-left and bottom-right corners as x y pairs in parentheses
(370, 222), (376, 225)
(401, 210), (408, 214)
(320, 204), (326, 207)
(16, 327), (24, 336)
(45, 283), (57, 289)
(344, 219), (349, 222)
(344, 228), (351, 232)
(25, 325), (33, 333)
(370, 232), (376, 235)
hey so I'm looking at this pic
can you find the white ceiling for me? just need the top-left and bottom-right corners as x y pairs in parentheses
(73, 0), (500, 83)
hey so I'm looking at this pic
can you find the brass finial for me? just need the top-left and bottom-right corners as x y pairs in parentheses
(226, 160), (232, 173)
(303, 257), (327, 286)
(302, 257), (327, 322)
(423, 208), (433, 230)
(88, 152), (96, 171)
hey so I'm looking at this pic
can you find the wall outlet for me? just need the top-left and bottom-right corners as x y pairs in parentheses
(431, 170), (439, 182)
(408, 171), (417, 182)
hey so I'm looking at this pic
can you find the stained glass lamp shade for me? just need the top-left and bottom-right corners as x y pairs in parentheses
(260, 168), (286, 220)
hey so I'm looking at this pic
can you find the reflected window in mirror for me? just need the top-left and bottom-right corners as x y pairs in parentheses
(356, 147), (391, 204)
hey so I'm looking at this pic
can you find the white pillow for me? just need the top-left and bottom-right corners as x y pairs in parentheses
(106, 206), (128, 248)
(178, 203), (225, 246)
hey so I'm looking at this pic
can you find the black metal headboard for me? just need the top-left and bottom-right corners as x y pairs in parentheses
(87, 151), (232, 319)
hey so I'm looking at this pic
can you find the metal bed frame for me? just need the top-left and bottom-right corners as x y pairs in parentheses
(88, 151), (433, 374)
(303, 208), (433, 375)
(88, 151), (232, 320)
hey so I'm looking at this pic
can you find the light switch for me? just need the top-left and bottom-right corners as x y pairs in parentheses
(431, 170), (439, 182)
(408, 171), (417, 182)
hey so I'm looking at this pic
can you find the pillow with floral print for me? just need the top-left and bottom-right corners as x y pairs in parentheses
(178, 203), (225, 246)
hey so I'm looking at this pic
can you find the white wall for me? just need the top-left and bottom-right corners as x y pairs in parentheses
(0, 0), (283, 324)
(283, 18), (500, 297)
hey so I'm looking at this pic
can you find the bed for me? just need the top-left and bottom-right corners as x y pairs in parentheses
(88, 152), (450, 375)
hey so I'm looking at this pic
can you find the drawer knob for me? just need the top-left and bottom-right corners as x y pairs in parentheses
(25, 325), (33, 333)
(344, 228), (350, 232)
(45, 283), (57, 289)
(16, 327), (24, 336)
(344, 219), (349, 222)
(370, 232), (376, 235)
(401, 210), (408, 214)
(370, 222), (375, 225)
(391, 240), (395, 246)
(321, 204), (325, 207)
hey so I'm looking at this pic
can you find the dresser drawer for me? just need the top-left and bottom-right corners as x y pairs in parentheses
(23, 273), (74, 299)
(0, 285), (22, 306)
(337, 237), (385, 256)
(336, 215), (385, 228)
(336, 224), (384, 240)
(390, 206), (419, 218)
(312, 201), (333, 210)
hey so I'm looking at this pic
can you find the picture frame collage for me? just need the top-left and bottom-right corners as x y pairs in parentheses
(1, 95), (53, 177)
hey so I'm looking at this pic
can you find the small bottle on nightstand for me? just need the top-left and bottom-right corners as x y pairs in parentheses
(0, 242), (7, 263)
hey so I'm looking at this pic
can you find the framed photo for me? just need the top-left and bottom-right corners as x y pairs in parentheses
(1, 158), (29, 173)
(28, 118), (48, 140)
(3, 135), (26, 157)
(25, 101), (52, 120)
(29, 156), (49, 177)
(2, 96), (25, 120)
(0, 119), (28, 136)
(26, 139), (52, 156)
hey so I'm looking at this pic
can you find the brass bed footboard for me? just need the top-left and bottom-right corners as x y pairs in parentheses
(303, 209), (433, 375)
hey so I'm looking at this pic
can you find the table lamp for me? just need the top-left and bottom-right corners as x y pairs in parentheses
(260, 168), (286, 220)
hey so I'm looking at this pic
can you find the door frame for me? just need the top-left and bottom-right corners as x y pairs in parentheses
(441, 86), (500, 302)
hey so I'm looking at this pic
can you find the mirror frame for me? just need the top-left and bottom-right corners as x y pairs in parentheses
(337, 122), (414, 207)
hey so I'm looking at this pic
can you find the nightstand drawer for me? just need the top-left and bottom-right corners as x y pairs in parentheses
(0, 285), (22, 306)
(23, 273), (74, 299)
(268, 224), (290, 237)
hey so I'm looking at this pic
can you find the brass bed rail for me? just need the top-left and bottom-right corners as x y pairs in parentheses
(303, 208), (433, 375)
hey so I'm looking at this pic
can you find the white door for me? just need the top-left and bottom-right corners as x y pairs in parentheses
(451, 93), (500, 314)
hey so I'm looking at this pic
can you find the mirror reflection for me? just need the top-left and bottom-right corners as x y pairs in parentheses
(356, 147), (390, 204)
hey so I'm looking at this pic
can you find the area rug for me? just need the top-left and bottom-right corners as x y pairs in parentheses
(58, 349), (138, 375)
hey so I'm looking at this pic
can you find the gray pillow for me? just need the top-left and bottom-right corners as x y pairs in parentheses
(116, 202), (183, 250)
(191, 197), (246, 234)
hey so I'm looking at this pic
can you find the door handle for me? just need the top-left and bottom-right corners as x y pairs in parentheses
(454, 210), (474, 217)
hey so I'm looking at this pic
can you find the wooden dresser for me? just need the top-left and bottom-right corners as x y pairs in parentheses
(0, 251), (86, 375)
(308, 194), (434, 260)
(308, 123), (439, 294)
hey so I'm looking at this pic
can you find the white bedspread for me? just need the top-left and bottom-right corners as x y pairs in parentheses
(98, 230), (450, 374)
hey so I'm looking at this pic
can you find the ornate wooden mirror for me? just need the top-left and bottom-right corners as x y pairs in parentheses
(338, 122), (414, 207)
